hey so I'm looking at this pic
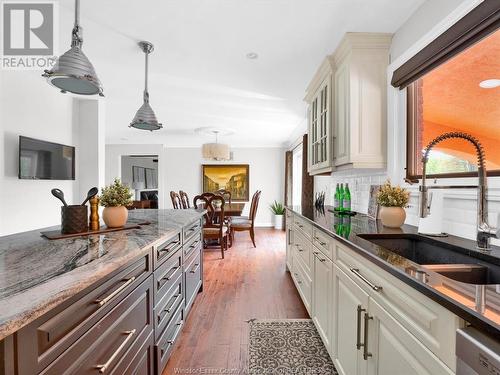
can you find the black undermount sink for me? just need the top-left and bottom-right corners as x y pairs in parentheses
(357, 233), (500, 285)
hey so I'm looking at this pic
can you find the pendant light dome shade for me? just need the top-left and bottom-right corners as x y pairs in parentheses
(42, 0), (103, 96)
(130, 41), (162, 131)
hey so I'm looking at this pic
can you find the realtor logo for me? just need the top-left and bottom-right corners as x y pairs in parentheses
(1, 1), (58, 69)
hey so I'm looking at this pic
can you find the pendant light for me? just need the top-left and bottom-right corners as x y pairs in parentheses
(129, 41), (163, 131)
(202, 130), (231, 161)
(42, 0), (103, 96)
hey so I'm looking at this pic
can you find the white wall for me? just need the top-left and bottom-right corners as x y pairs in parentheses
(0, 69), (76, 235)
(105, 145), (285, 227)
(315, 0), (500, 245)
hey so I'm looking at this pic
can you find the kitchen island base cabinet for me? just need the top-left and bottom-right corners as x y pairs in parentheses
(0, 215), (204, 375)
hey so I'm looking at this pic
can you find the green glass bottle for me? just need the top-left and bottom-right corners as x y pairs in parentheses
(339, 183), (344, 211)
(334, 183), (340, 211)
(344, 183), (351, 212)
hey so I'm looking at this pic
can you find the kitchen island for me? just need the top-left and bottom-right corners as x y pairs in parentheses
(0, 208), (204, 375)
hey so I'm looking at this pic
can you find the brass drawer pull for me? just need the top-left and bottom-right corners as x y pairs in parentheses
(349, 268), (382, 292)
(167, 320), (184, 345)
(95, 329), (136, 373)
(164, 294), (182, 314)
(162, 267), (180, 282)
(190, 263), (200, 274)
(95, 277), (136, 307)
(363, 313), (373, 360)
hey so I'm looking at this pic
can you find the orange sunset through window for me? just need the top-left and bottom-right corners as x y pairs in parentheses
(413, 28), (500, 176)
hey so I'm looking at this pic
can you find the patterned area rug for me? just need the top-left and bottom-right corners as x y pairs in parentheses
(248, 319), (338, 375)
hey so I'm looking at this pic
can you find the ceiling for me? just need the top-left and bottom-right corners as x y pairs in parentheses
(63, 0), (424, 147)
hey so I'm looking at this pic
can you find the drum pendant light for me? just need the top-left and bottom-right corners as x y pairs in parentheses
(129, 41), (163, 131)
(42, 0), (103, 96)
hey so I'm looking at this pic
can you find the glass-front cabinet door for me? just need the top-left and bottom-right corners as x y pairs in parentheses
(307, 74), (334, 175)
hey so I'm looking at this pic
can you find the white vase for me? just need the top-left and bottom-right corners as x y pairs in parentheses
(379, 206), (406, 228)
(274, 214), (284, 230)
(102, 206), (128, 228)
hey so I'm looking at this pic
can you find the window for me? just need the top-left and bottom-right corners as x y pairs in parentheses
(406, 28), (500, 179)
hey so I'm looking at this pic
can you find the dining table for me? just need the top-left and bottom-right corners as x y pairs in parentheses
(215, 202), (245, 217)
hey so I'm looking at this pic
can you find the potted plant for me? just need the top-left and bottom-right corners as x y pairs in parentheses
(376, 180), (410, 228)
(100, 178), (133, 228)
(270, 200), (285, 230)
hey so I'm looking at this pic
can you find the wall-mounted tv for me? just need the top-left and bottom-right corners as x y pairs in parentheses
(19, 136), (75, 180)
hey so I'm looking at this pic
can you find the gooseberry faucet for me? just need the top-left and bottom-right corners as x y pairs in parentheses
(419, 132), (499, 251)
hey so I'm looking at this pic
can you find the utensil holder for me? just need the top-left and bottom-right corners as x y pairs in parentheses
(61, 205), (88, 234)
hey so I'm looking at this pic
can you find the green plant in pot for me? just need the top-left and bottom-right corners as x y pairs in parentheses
(376, 180), (410, 228)
(100, 178), (133, 228)
(270, 200), (285, 230)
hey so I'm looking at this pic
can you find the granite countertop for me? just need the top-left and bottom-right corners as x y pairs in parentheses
(0, 209), (205, 341)
(287, 205), (500, 338)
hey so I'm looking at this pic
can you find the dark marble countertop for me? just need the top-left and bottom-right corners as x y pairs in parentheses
(287, 205), (500, 338)
(0, 209), (205, 341)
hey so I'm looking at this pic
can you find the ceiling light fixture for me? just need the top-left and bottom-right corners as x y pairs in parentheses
(129, 41), (163, 131)
(42, 0), (103, 96)
(479, 79), (500, 89)
(202, 130), (231, 161)
(246, 52), (258, 60)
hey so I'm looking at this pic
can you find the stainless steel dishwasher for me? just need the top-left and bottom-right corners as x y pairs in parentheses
(456, 327), (500, 375)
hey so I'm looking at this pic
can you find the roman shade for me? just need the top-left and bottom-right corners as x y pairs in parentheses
(391, 0), (500, 89)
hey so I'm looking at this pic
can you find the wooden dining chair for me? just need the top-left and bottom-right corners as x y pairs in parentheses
(215, 189), (232, 204)
(179, 190), (190, 209)
(230, 190), (261, 247)
(193, 194), (230, 259)
(170, 191), (182, 209)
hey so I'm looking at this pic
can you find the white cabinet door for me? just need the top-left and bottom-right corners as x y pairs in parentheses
(334, 62), (349, 166)
(366, 299), (454, 375)
(312, 249), (333, 354)
(333, 265), (368, 375)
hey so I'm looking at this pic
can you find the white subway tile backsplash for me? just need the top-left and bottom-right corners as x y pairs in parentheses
(314, 170), (500, 246)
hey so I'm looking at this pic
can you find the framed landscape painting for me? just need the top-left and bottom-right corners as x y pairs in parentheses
(202, 164), (249, 202)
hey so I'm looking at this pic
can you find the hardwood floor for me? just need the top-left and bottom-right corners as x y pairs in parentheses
(163, 228), (308, 374)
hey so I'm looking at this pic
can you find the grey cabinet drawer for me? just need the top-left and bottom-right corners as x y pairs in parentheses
(154, 248), (182, 305)
(184, 249), (202, 317)
(155, 272), (183, 341)
(154, 232), (182, 268)
(183, 230), (202, 260)
(183, 219), (202, 244)
(155, 303), (184, 374)
(41, 276), (154, 374)
(16, 252), (152, 375)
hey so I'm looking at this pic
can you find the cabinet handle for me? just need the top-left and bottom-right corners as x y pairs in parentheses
(159, 240), (179, 253)
(95, 329), (136, 373)
(363, 313), (373, 360)
(190, 263), (200, 273)
(350, 268), (382, 292)
(94, 277), (136, 307)
(314, 237), (327, 246)
(356, 305), (365, 350)
(189, 240), (200, 249)
(162, 266), (180, 281)
(167, 320), (184, 345)
(164, 294), (182, 314)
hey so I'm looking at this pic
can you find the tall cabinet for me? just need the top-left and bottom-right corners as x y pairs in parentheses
(305, 33), (392, 175)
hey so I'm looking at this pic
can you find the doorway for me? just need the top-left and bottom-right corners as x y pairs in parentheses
(121, 155), (159, 209)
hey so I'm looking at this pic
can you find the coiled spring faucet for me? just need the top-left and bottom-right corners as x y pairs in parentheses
(420, 132), (499, 251)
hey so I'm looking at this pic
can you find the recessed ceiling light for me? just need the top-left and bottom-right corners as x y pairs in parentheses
(246, 52), (258, 60)
(479, 79), (500, 89)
